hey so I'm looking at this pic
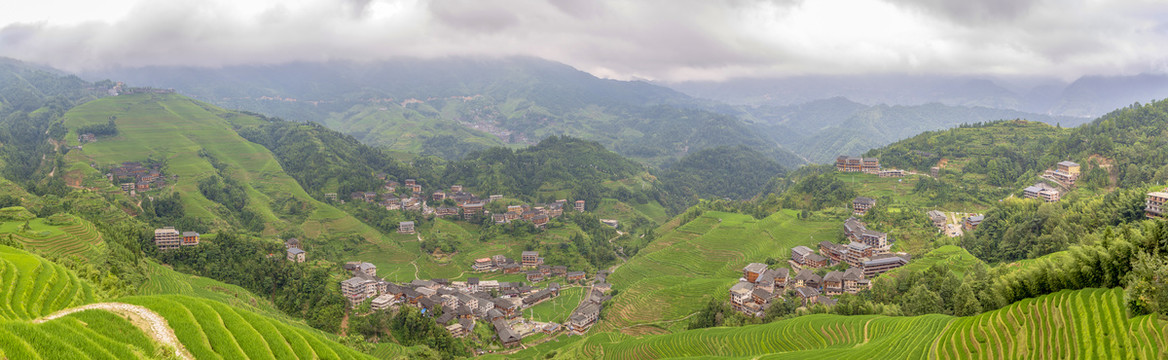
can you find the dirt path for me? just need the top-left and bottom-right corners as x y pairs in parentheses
(410, 260), (421, 280)
(34, 302), (193, 360)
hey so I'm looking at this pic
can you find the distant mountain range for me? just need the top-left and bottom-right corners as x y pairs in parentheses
(665, 73), (1168, 118)
(72, 57), (1168, 166)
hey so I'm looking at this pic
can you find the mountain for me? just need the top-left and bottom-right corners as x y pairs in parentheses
(666, 73), (1168, 118)
(747, 98), (1085, 163)
(82, 57), (805, 167)
(1050, 74), (1168, 117)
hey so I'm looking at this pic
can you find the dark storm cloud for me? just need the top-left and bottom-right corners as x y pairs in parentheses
(0, 0), (1165, 81)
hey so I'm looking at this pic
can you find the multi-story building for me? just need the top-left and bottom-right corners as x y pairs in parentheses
(154, 227), (181, 251)
(521, 251), (541, 268)
(853, 197), (876, 216)
(1148, 190), (1168, 218)
(398, 221), (415, 234)
(862, 253), (911, 278)
(575, 200), (586, 212)
(819, 241), (845, 263)
(181, 231), (200, 246)
(844, 242), (879, 268)
(1023, 183), (1061, 202)
(790, 246), (814, 265)
(844, 217), (888, 249)
(341, 276), (378, 307)
(743, 263), (768, 283)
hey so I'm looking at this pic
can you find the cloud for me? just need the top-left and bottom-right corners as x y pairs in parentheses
(0, 0), (1165, 82)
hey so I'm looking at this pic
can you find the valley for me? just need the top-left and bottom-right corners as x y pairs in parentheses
(1, 51), (1168, 360)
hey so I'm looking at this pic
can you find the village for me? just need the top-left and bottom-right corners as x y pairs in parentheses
(726, 156), (1104, 318)
(106, 161), (174, 196)
(332, 249), (612, 349)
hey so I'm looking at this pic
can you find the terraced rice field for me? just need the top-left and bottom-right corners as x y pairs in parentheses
(120, 295), (374, 360)
(934, 288), (1168, 360)
(0, 309), (159, 359)
(0, 216), (105, 260)
(0, 244), (383, 359)
(499, 288), (1168, 359)
(140, 261), (289, 319)
(0, 245), (95, 321)
(601, 210), (837, 334)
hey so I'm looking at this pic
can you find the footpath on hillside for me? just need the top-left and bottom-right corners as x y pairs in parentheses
(34, 302), (193, 360)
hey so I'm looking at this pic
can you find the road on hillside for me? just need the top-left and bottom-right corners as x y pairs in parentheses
(35, 302), (193, 360)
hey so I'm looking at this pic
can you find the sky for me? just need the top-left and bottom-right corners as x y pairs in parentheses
(1, 0), (1167, 82)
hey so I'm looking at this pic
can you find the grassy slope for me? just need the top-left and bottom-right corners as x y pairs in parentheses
(601, 210), (837, 335)
(885, 245), (985, 279)
(324, 103), (507, 152)
(494, 288), (1168, 359)
(61, 93), (413, 262)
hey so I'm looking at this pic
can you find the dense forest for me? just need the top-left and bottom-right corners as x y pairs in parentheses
(655, 146), (785, 213)
(441, 135), (647, 205)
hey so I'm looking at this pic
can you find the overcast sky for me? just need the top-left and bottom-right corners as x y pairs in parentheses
(1, 0), (1167, 82)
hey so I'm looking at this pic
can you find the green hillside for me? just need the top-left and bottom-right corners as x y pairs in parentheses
(601, 210), (837, 334)
(495, 288), (1167, 359)
(60, 93), (412, 256)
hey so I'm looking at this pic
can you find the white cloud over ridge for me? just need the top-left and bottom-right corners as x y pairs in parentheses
(1, 0), (1166, 81)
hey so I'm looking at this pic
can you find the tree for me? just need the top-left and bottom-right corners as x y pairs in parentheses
(952, 283), (982, 316)
(903, 284), (944, 316)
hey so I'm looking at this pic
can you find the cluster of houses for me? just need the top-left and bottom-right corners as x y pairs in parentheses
(568, 276), (611, 334)
(152, 227), (199, 251)
(491, 199), (585, 228)
(1041, 161), (1080, 188)
(338, 260), (609, 347)
(729, 263), (865, 317)
(109, 162), (170, 195)
(78, 133), (97, 143)
(729, 215), (911, 317)
(331, 174), (593, 231)
(470, 252), (588, 284)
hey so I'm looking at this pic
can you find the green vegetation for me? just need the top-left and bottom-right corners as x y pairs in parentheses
(656, 146), (785, 213)
(0, 212), (105, 260)
(442, 135), (646, 203)
(601, 210), (837, 334)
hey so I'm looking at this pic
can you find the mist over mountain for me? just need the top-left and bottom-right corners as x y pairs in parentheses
(665, 73), (1168, 118)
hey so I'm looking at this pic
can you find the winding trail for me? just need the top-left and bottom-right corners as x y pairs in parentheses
(34, 302), (193, 360)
